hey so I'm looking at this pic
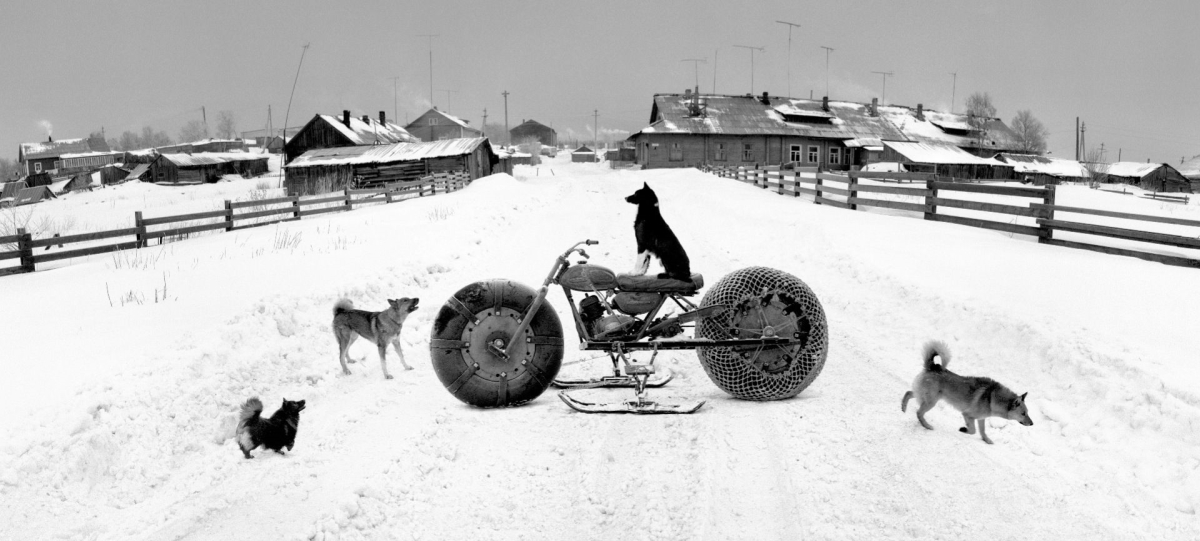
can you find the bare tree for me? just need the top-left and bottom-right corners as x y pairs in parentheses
(141, 126), (173, 148)
(1010, 110), (1048, 155)
(216, 110), (237, 139)
(965, 92), (996, 150)
(179, 120), (206, 143)
(0, 158), (22, 180)
(117, 131), (140, 151)
(1081, 147), (1109, 189)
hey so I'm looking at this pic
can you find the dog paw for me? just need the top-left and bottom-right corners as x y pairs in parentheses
(342, 369), (352, 376)
(347, 359), (357, 364)
(405, 366), (414, 371)
(959, 427), (969, 433)
(982, 438), (994, 445)
(385, 374), (394, 380)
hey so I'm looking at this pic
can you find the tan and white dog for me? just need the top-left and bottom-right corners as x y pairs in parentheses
(901, 340), (1033, 444)
(331, 297), (419, 379)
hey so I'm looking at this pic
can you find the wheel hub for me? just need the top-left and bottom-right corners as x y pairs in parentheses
(463, 307), (533, 381)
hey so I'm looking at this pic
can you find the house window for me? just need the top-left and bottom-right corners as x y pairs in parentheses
(829, 147), (841, 165)
(742, 143), (754, 161)
(34, 162), (42, 173)
(789, 144), (802, 163)
(807, 146), (819, 163)
(715, 143), (727, 161)
(669, 143), (683, 161)
(427, 118), (437, 125)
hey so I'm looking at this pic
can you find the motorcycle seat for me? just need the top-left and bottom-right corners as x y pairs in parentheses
(616, 273), (704, 294)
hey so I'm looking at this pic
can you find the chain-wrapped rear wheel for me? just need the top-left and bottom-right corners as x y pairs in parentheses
(431, 280), (563, 408)
(697, 267), (828, 400)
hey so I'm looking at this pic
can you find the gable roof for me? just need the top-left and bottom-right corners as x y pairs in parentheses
(633, 94), (907, 142)
(285, 137), (493, 168)
(123, 163), (151, 182)
(1177, 155), (1200, 179)
(511, 119), (555, 133)
(19, 137), (110, 161)
(995, 153), (1089, 178)
(1, 181), (28, 199)
(1104, 162), (1167, 178)
(572, 145), (595, 154)
(883, 141), (1007, 166)
(406, 108), (481, 133)
(13, 185), (57, 205)
(877, 105), (1020, 152)
(315, 114), (419, 145)
(156, 152), (270, 168)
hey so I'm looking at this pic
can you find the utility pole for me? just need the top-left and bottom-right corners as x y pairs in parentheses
(713, 49), (718, 94)
(417, 34), (439, 107)
(871, 71), (893, 105)
(282, 43), (310, 157)
(820, 46), (834, 98)
(482, 108), (488, 133)
(776, 20), (801, 98)
(501, 90), (510, 146)
(681, 58), (706, 92)
(1075, 117), (1080, 161)
(732, 45), (765, 94)
(201, 106), (208, 138)
(593, 109), (599, 151)
(949, 72), (957, 114)
(392, 76), (400, 125)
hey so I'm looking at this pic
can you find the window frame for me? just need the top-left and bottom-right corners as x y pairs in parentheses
(669, 142), (683, 162)
(829, 147), (841, 165)
(742, 143), (754, 162)
(807, 145), (819, 163)
(789, 144), (802, 163)
(715, 142), (727, 162)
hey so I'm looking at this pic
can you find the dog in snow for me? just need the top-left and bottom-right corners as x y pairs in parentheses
(901, 340), (1033, 444)
(332, 297), (419, 379)
(236, 397), (306, 459)
(625, 182), (692, 281)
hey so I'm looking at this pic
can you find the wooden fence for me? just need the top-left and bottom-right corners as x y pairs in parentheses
(0, 173), (469, 276)
(705, 164), (1200, 269)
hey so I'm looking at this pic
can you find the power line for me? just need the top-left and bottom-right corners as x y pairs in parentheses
(281, 43), (310, 158)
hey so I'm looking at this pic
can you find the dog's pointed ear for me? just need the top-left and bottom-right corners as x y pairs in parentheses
(1019, 392), (1027, 401)
(643, 182), (649, 189)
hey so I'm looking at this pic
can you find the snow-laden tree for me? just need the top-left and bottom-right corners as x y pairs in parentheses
(216, 111), (237, 139)
(179, 120), (206, 144)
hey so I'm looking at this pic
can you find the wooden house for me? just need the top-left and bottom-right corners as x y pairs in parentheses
(571, 146), (596, 163)
(148, 153), (270, 184)
(627, 92), (905, 170)
(878, 104), (1022, 158)
(283, 137), (499, 196)
(1176, 155), (1200, 192)
(1103, 162), (1192, 193)
(285, 111), (419, 163)
(994, 153), (1089, 185)
(510, 119), (557, 146)
(881, 141), (1015, 179)
(404, 108), (483, 143)
(18, 134), (111, 176)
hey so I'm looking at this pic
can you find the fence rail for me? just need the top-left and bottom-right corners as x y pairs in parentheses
(701, 164), (1200, 269)
(0, 175), (469, 276)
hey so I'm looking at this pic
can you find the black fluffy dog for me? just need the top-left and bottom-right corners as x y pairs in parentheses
(236, 397), (306, 459)
(625, 182), (691, 280)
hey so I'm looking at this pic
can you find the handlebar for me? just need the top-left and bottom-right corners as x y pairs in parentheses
(585, 239), (598, 245)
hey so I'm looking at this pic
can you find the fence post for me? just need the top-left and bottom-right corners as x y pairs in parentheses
(344, 186), (353, 211)
(291, 196), (301, 219)
(17, 228), (34, 273)
(924, 178), (938, 221)
(134, 211), (146, 248)
(224, 200), (234, 231)
(814, 170), (823, 205)
(848, 175), (858, 211)
(1038, 184), (1056, 244)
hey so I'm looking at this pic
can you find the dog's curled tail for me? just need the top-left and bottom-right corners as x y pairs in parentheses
(239, 397), (264, 425)
(922, 340), (951, 371)
(333, 298), (354, 316)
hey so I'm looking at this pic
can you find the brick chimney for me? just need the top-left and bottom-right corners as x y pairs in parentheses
(684, 88), (692, 97)
(916, 103), (925, 121)
(870, 98), (878, 117)
(380, 111), (386, 125)
(761, 91), (770, 105)
(342, 110), (351, 127)
(822, 96), (829, 111)
(362, 115), (370, 124)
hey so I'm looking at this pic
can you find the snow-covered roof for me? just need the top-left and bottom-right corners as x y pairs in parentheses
(883, 141), (1007, 166)
(318, 114), (419, 145)
(1179, 155), (1200, 179)
(633, 94), (906, 141)
(878, 105), (1020, 152)
(1104, 162), (1164, 178)
(158, 152), (270, 167)
(19, 137), (107, 160)
(58, 150), (124, 160)
(285, 138), (492, 168)
(995, 153), (1089, 178)
(861, 161), (907, 172)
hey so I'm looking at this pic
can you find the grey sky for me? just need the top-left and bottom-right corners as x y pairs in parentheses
(3, 1), (1197, 164)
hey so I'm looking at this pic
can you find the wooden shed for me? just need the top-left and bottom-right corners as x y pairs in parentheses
(1103, 162), (1192, 193)
(571, 145), (596, 163)
(285, 111), (418, 163)
(283, 137), (499, 196)
(994, 153), (1089, 186)
(510, 119), (557, 147)
(881, 140), (1015, 180)
(149, 153), (270, 184)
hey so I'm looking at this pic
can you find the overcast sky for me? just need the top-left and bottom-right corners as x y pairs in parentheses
(3, 1), (1197, 164)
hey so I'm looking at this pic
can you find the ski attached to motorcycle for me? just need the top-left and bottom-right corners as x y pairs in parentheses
(557, 390), (705, 414)
(551, 367), (674, 389)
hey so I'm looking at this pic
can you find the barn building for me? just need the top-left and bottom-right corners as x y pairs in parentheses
(404, 108), (483, 142)
(148, 153), (271, 184)
(283, 137), (500, 196)
(509, 119), (557, 147)
(1176, 155), (1200, 192)
(627, 92), (905, 170)
(877, 104), (1022, 157)
(994, 153), (1089, 185)
(1102, 162), (1192, 193)
(285, 111), (419, 163)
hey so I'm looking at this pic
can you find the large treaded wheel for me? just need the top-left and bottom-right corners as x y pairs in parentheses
(697, 267), (828, 401)
(431, 280), (564, 408)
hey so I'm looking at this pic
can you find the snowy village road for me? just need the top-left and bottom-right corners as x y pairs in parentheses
(2, 163), (1197, 540)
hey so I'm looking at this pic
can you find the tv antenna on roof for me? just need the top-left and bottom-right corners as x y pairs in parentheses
(732, 45), (765, 94)
(775, 20), (801, 98)
(820, 45), (834, 98)
(680, 58), (706, 92)
(871, 71), (893, 105)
